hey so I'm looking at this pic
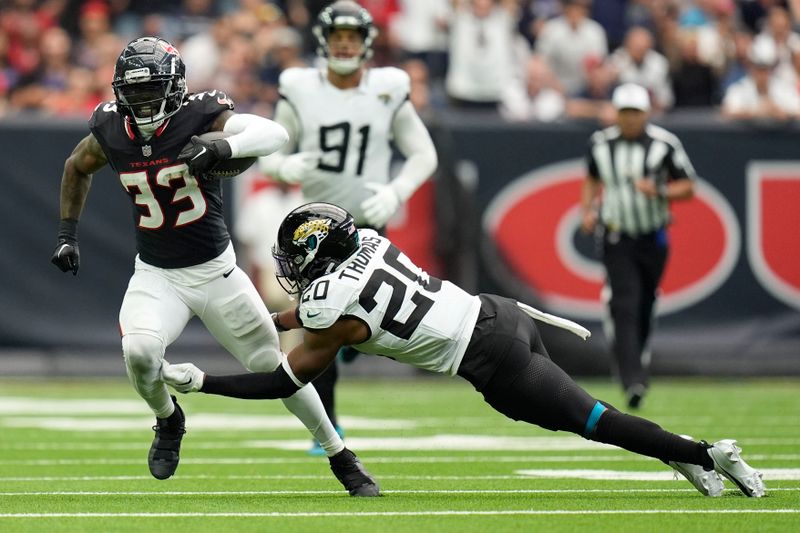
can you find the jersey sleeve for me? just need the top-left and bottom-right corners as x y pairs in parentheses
(297, 276), (355, 330)
(586, 136), (600, 180)
(277, 68), (310, 106)
(665, 137), (696, 181)
(184, 90), (235, 123)
(380, 67), (411, 114)
(88, 101), (118, 135)
(87, 101), (120, 162)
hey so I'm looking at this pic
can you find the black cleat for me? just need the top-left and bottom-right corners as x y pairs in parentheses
(148, 396), (186, 480)
(626, 384), (647, 410)
(329, 448), (381, 497)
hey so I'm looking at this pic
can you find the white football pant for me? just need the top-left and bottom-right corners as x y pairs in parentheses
(119, 261), (343, 456)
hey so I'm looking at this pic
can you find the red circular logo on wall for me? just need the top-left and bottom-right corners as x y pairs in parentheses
(484, 159), (740, 318)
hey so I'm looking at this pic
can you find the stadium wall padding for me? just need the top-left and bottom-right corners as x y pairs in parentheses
(1, 114), (797, 375)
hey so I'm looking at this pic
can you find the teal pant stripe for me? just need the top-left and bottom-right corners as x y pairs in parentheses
(583, 401), (607, 437)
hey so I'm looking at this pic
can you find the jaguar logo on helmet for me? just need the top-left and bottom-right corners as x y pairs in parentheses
(273, 203), (361, 296)
(293, 218), (333, 252)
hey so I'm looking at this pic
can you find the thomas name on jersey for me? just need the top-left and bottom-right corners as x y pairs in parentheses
(338, 234), (381, 282)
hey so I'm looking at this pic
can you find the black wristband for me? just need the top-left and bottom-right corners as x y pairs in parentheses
(271, 312), (288, 332)
(58, 218), (79, 243)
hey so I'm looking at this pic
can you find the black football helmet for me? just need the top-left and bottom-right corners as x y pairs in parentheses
(112, 37), (187, 127)
(313, 1), (377, 75)
(272, 203), (360, 296)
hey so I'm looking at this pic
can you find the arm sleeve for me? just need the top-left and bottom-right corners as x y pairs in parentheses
(665, 139), (696, 181)
(223, 113), (289, 158)
(586, 141), (600, 180)
(389, 100), (438, 201)
(200, 363), (302, 399)
(258, 99), (301, 175)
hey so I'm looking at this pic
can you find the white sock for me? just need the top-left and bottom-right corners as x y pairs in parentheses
(282, 384), (344, 457)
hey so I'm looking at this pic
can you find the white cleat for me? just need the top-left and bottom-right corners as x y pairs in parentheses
(708, 439), (766, 498)
(669, 460), (724, 497)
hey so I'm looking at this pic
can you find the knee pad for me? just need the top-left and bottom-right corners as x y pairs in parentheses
(242, 346), (284, 373)
(122, 333), (165, 373)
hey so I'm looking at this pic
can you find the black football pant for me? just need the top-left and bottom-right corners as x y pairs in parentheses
(456, 294), (713, 469)
(602, 230), (668, 392)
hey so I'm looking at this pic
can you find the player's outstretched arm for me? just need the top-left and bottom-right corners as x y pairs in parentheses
(162, 318), (367, 399)
(51, 133), (108, 275)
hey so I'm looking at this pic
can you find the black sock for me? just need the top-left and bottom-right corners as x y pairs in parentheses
(592, 408), (714, 469)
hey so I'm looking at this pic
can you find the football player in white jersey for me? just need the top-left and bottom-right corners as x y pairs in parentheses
(258, 0), (438, 450)
(163, 203), (766, 499)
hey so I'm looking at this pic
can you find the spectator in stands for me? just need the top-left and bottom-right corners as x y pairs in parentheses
(258, 26), (307, 105)
(516, 0), (562, 47)
(719, 30), (754, 93)
(91, 33), (124, 103)
(389, 0), (450, 79)
(610, 26), (674, 112)
(0, 32), (16, 116)
(722, 37), (800, 120)
(564, 55), (617, 124)
(672, 29), (719, 107)
(501, 54), (566, 122)
(446, 0), (527, 110)
(174, 0), (218, 42)
(2, 5), (44, 79)
(403, 58), (442, 115)
(43, 66), (101, 116)
(8, 26), (72, 112)
(753, 5), (800, 85)
(180, 16), (229, 91)
(590, 0), (629, 51)
(73, 1), (113, 70)
(535, 0), (607, 97)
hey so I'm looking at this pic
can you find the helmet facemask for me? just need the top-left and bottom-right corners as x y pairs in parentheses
(112, 37), (187, 133)
(313, 1), (377, 75)
(113, 76), (186, 129)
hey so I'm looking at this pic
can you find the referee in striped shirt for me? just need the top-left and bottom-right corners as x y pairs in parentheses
(580, 83), (695, 409)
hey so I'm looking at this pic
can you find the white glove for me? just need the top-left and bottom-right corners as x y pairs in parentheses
(160, 361), (205, 393)
(277, 151), (321, 184)
(360, 182), (401, 228)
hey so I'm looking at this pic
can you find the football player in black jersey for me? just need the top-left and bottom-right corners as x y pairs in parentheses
(50, 37), (379, 496)
(162, 203), (766, 499)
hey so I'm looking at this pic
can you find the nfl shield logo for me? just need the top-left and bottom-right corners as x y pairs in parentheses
(142, 145), (152, 157)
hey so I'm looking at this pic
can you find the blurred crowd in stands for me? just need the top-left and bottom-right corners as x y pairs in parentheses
(3, 0), (800, 123)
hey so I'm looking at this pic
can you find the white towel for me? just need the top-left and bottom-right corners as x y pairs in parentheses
(516, 302), (591, 340)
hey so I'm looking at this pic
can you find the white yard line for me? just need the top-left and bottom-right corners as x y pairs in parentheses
(0, 488), (799, 496)
(2, 454), (800, 466)
(1, 510), (799, 518)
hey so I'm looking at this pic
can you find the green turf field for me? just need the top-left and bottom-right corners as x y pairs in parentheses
(0, 377), (798, 532)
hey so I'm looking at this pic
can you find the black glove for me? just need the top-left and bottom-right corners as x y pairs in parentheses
(177, 135), (232, 178)
(51, 218), (80, 275)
